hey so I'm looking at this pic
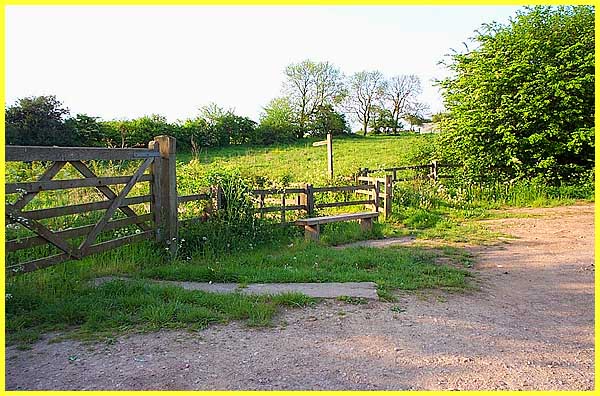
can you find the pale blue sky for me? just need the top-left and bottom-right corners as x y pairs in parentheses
(6, 5), (523, 123)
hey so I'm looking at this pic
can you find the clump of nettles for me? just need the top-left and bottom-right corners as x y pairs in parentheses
(177, 169), (293, 258)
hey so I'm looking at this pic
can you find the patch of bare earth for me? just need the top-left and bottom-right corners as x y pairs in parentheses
(5, 204), (594, 390)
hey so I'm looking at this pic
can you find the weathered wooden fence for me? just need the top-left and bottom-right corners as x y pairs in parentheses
(177, 182), (388, 226)
(6, 135), (392, 274)
(359, 160), (460, 182)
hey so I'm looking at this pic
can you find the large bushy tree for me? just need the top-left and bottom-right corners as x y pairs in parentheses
(439, 6), (595, 184)
(256, 97), (299, 144)
(6, 96), (76, 146)
(283, 60), (345, 137)
(308, 105), (350, 137)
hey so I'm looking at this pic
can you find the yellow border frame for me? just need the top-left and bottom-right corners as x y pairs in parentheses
(0, 2), (596, 395)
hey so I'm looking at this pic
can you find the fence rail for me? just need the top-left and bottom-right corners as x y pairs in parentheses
(176, 182), (386, 224)
(359, 161), (460, 182)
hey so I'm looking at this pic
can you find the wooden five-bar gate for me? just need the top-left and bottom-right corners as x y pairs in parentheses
(5, 136), (178, 274)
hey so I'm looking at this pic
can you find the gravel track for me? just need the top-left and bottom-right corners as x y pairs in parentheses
(6, 204), (594, 390)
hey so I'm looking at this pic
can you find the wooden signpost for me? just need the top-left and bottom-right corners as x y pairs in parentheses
(312, 133), (334, 179)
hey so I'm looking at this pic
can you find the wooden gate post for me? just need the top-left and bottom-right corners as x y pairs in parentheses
(153, 135), (178, 256)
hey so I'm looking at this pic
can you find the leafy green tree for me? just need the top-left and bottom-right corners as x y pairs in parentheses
(308, 105), (350, 137)
(439, 6), (595, 184)
(198, 103), (257, 146)
(256, 97), (299, 144)
(221, 114), (257, 145)
(6, 96), (78, 146)
(369, 106), (400, 134)
(283, 60), (345, 137)
(404, 113), (428, 132)
(178, 117), (214, 151)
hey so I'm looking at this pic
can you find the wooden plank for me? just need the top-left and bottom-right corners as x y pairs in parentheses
(10, 195), (151, 221)
(312, 185), (374, 193)
(252, 188), (305, 195)
(354, 189), (376, 196)
(85, 230), (154, 255)
(364, 164), (430, 173)
(70, 160), (151, 231)
(6, 230), (153, 275)
(12, 161), (66, 211)
(306, 184), (314, 217)
(78, 157), (154, 253)
(315, 200), (373, 209)
(6, 253), (71, 274)
(6, 146), (160, 162)
(178, 193), (211, 204)
(295, 212), (379, 226)
(6, 174), (152, 194)
(374, 180), (380, 213)
(256, 205), (304, 213)
(6, 207), (80, 259)
(312, 140), (327, 147)
(6, 213), (153, 252)
(357, 176), (376, 182)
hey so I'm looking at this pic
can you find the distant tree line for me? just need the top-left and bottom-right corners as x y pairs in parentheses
(6, 97), (290, 151)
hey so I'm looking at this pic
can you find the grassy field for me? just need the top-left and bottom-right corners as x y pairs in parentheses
(5, 134), (593, 347)
(176, 134), (435, 190)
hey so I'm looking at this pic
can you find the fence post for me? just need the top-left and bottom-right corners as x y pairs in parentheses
(327, 133), (334, 179)
(373, 179), (380, 213)
(148, 139), (162, 242)
(259, 193), (265, 219)
(153, 135), (178, 256)
(301, 183), (315, 217)
(431, 160), (438, 182)
(215, 185), (225, 210)
(384, 174), (392, 220)
(281, 190), (286, 223)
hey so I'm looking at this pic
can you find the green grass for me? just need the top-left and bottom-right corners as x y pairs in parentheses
(140, 241), (471, 291)
(6, 276), (315, 346)
(177, 134), (435, 190)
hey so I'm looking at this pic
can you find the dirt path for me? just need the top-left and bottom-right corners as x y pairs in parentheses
(6, 204), (594, 390)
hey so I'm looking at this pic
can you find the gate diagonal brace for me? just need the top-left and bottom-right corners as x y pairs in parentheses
(70, 160), (151, 231)
(78, 157), (154, 253)
(6, 205), (81, 260)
